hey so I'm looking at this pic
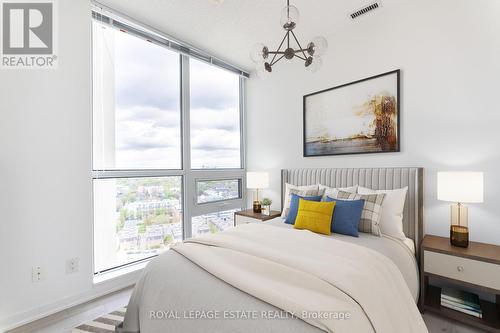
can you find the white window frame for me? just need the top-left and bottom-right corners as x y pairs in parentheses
(91, 7), (247, 276)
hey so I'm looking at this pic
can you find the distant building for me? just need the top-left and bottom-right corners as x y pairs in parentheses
(145, 225), (164, 248)
(191, 211), (235, 237)
(170, 222), (182, 241)
(137, 185), (164, 196)
(124, 199), (181, 216)
(118, 225), (139, 251)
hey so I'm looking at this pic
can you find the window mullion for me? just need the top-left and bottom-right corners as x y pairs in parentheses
(240, 78), (247, 209)
(181, 55), (193, 240)
(92, 169), (184, 179)
(191, 199), (245, 217)
(240, 77), (246, 171)
(240, 77), (247, 210)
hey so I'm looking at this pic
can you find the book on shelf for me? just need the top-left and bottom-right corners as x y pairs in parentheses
(441, 299), (482, 313)
(440, 287), (482, 318)
(441, 301), (483, 318)
(441, 287), (481, 308)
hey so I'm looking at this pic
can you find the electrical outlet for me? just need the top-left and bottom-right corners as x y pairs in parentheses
(32, 266), (44, 282)
(66, 257), (79, 274)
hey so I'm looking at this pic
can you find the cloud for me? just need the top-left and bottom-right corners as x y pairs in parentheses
(190, 107), (240, 132)
(114, 30), (181, 110)
(116, 106), (181, 153)
(117, 106), (181, 129)
(191, 128), (240, 150)
(113, 105), (241, 168)
(190, 58), (240, 110)
(116, 147), (182, 169)
(114, 112), (182, 168)
(111, 32), (240, 114)
(191, 147), (241, 169)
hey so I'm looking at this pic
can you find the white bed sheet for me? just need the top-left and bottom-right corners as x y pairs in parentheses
(265, 217), (420, 301)
(403, 237), (416, 254)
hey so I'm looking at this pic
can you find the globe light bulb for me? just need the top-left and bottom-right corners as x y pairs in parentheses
(250, 43), (268, 63)
(307, 36), (328, 57)
(255, 62), (271, 79)
(280, 5), (299, 30)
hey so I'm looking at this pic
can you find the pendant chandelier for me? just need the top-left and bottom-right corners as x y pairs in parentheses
(250, 0), (328, 78)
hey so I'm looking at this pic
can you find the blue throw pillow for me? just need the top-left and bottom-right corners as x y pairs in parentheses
(285, 193), (322, 225)
(325, 197), (365, 237)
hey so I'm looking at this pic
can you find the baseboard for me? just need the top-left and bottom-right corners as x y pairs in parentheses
(0, 268), (142, 332)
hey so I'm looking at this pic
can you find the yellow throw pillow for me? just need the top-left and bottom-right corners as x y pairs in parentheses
(293, 199), (335, 235)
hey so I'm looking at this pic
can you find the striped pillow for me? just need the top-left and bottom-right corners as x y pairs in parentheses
(335, 190), (386, 235)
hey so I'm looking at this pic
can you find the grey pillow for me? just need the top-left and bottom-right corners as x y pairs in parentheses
(335, 190), (386, 236)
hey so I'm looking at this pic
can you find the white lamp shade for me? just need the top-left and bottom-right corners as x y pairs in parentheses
(247, 172), (269, 189)
(437, 172), (484, 203)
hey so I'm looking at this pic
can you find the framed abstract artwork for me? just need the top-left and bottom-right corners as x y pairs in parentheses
(303, 70), (400, 157)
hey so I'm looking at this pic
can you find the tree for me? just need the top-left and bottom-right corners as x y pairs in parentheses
(164, 234), (173, 244)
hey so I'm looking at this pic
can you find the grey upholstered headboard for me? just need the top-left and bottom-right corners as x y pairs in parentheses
(281, 167), (424, 253)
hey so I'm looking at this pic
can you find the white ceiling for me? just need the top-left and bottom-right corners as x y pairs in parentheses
(97, 0), (407, 72)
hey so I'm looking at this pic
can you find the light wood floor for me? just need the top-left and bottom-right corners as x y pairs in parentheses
(6, 288), (133, 333)
(7, 287), (486, 333)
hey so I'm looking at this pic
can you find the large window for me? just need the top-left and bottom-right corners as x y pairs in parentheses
(92, 12), (245, 275)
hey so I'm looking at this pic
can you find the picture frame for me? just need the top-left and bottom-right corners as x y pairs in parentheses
(303, 70), (400, 157)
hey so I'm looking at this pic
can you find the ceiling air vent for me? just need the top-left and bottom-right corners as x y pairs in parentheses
(350, 2), (380, 20)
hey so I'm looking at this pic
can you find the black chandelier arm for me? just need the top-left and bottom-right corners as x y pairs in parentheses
(290, 30), (308, 59)
(270, 31), (289, 64)
(294, 54), (307, 61)
(268, 51), (286, 55)
(271, 54), (285, 66)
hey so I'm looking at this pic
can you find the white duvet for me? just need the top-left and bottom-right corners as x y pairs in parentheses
(174, 223), (428, 333)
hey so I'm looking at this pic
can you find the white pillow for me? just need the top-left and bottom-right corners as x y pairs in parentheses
(357, 186), (408, 240)
(319, 184), (358, 200)
(281, 183), (319, 217)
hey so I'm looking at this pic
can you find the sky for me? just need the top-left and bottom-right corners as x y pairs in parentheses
(94, 23), (241, 170)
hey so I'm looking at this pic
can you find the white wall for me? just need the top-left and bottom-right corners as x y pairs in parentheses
(247, 0), (500, 245)
(0, 1), (139, 330)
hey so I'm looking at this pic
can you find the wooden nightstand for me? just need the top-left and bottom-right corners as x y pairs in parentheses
(420, 235), (500, 332)
(234, 209), (281, 226)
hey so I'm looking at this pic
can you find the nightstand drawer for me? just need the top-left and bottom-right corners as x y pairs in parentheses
(424, 250), (500, 290)
(235, 215), (261, 225)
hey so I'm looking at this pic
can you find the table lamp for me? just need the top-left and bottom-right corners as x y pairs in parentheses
(247, 172), (269, 213)
(437, 171), (484, 247)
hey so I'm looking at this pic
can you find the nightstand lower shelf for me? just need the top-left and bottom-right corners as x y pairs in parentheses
(423, 285), (500, 333)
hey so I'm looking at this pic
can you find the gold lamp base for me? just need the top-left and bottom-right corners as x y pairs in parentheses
(450, 225), (469, 248)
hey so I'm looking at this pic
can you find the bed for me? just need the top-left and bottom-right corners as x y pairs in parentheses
(117, 167), (427, 333)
